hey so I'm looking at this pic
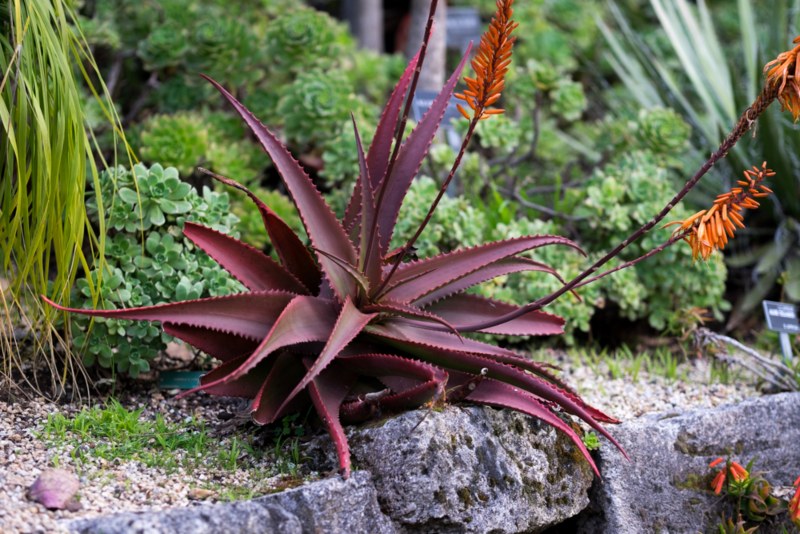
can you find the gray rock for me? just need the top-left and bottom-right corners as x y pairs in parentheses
(576, 392), (800, 534)
(69, 501), (302, 534)
(345, 405), (595, 533)
(69, 471), (395, 534)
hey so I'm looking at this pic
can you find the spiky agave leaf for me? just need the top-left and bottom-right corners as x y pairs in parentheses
(47, 3), (624, 480)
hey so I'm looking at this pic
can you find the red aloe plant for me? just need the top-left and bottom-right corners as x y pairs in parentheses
(45, 0), (626, 477)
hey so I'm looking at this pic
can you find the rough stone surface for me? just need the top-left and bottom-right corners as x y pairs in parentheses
(575, 392), (800, 534)
(345, 405), (595, 533)
(69, 471), (395, 534)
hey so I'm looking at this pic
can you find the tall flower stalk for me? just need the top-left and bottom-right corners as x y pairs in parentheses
(455, 36), (798, 332)
(379, 0), (518, 292)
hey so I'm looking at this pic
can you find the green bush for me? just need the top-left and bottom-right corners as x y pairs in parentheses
(75, 164), (242, 376)
(576, 151), (729, 330)
(137, 111), (262, 184)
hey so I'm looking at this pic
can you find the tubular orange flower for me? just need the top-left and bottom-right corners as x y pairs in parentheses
(791, 475), (800, 523)
(728, 461), (749, 483)
(711, 469), (726, 495)
(455, 0), (518, 121)
(709, 457), (725, 468)
(764, 36), (800, 121)
(665, 162), (775, 261)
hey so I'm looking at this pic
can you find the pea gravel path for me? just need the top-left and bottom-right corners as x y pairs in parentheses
(0, 355), (762, 534)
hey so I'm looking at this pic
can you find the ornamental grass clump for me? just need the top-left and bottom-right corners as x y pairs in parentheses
(45, 3), (799, 478)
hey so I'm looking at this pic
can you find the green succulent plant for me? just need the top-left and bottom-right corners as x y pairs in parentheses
(139, 114), (209, 177)
(263, 6), (351, 77)
(75, 163), (242, 376)
(577, 151), (729, 330)
(278, 69), (358, 148)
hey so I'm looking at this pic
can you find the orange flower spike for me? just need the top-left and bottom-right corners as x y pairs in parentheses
(667, 163), (775, 260)
(455, 0), (517, 121)
(764, 36), (800, 121)
(709, 457), (725, 468)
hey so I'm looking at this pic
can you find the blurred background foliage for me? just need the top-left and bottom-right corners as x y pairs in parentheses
(4, 0), (795, 386)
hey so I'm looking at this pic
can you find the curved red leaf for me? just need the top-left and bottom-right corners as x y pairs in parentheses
(414, 257), (562, 307)
(366, 320), (519, 359)
(275, 297), (376, 416)
(251, 351), (307, 424)
(461, 376), (601, 477)
(190, 295), (338, 393)
(43, 291), (295, 341)
(163, 323), (258, 362)
(307, 361), (357, 477)
(425, 294), (565, 336)
(183, 222), (308, 294)
(343, 51), (421, 232)
(381, 235), (583, 303)
(363, 301), (460, 337)
(189, 355), (272, 398)
(352, 118), (382, 291)
(201, 169), (321, 292)
(203, 76), (358, 299)
(375, 46), (472, 255)
(340, 353), (447, 420)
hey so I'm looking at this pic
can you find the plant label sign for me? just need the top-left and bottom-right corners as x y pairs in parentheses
(447, 7), (481, 51)
(762, 300), (799, 333)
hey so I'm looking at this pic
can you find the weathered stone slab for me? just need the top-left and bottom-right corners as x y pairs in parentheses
(69, 471), (395, 534)
(575, 392), (800, 534)
(346, 405), (595, 534)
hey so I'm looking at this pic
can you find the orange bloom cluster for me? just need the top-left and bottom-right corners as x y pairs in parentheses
(666, 162), (774, 261)
(455, 0), (518, 121)
(709, 457), (749, 495)
(764, 36), (800, 121)
(790, 475), (800, 525)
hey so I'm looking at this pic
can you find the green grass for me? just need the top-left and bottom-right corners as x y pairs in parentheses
(38, 399), (307, 482)
(1, 0), (132, 399)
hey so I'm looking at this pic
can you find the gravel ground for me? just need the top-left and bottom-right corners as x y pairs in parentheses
(0, 354), (764, 534)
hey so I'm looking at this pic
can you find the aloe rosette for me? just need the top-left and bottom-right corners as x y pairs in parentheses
(46, 38), (624, 477)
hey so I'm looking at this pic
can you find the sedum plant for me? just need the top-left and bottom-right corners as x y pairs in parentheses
(47, 1), (795, 477)
(75, 163), (241, 376)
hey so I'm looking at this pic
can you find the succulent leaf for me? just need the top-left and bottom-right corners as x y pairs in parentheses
(381, 235), (583, 302)
(202, 169), (321, 292)
(343, 51), (421, 232)
(202, 76), (358, 298)
(192, 295), (338, 393)
(414, 257), (563, 307)
(277, 297), (376, 415)
(352, 117), (383, 291)
(183, 222), (307, 293)
(163, 323), (258, 362)
(425, 294), (565, 336)
(251, 351), (308, 424)
(375, 46), (472, 255)
(306, 361), (356, 477)
(43, 292), (295, 341)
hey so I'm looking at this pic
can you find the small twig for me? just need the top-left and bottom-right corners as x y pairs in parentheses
(124, 71), (158, 123)
(696, 328), (797, 391)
